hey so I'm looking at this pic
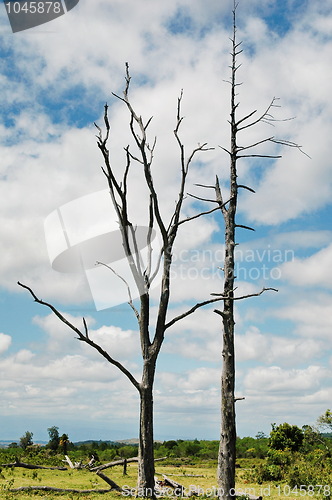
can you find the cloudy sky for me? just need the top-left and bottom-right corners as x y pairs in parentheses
(0, 0), (331, 444)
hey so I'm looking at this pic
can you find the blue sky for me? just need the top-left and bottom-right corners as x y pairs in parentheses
(0, 0), (332, 444)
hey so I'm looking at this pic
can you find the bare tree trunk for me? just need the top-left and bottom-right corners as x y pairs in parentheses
(138, 372), (155, 497)
(216, 182), (237, 499)
(215, 5), (239, 494)
(218, 300), (236, 498)
(213, 2), (304, 496)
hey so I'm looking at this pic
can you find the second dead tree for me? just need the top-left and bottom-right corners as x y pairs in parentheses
(195, 3), (306, 498)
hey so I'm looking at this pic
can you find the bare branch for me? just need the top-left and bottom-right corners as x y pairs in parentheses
(270, 138), (311, 158)
(237, 184), (255, 193)
(176, 198), (232, 227)
(95, 262), (140, 321)
(144, 194), (154, 285)
(237, 153), (282, 159)
(237, 97), (280, 131)
(187, 193), (220, 204)
(211, 287), (278, 299)
(165, 296), (226, 330)
(235, 224), (255, 231)
(83, 317), (89, 340)
(236, 136), (275, 152)
(17, 282), (140, 391)
(215, 175), (228, 217)
(194, 183), (215, 189)
(235, 109), (257, 127)
(220, 146), (232, 156)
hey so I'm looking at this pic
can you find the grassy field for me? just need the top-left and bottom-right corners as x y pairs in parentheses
(0, 460), (329, 500)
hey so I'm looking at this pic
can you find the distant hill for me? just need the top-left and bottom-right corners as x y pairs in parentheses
(73, 439), (118, 447)
(117, 438), (139, 445)
(0, 438), (161, 448)
(0, 440), (17, 448)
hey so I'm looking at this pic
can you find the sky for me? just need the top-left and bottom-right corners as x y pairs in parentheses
(0, 0), (331, 444)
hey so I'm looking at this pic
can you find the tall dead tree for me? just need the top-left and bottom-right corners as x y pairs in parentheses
(19, 66), (227, 497)
(209, 3), (306, 498)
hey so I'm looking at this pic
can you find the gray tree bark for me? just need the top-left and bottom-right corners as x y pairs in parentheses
(138, 371), (156, 495)
(213, 3), (304, 498)
(214, 6), (240, 496)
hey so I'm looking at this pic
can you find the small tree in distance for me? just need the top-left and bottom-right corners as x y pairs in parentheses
(59, 433), (70, 455)
(19, 431), (33, 450)
(317, 409), (332, 432)
(47, 426), (60, 452)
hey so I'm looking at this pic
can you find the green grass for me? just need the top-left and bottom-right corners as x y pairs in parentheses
(0, 461), (330, 499)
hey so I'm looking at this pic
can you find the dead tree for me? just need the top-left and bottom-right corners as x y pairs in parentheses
(202, 2), (305, 498)
(18, 67), (228, 497)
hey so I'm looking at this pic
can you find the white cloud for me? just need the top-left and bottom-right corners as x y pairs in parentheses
(88, 325), (140, 361)
(235, 326), (325, 366)
(281, 243), (332, 289)
(0, 333), (11, 354)
(277, 294), (332, 339)
(243, 365), (328, 395)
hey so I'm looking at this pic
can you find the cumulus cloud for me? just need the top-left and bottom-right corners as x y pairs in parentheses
(281, 244), (332, 289)
(277, 294), (332, 339)
(0, 333), (11, 354)
(243, 365), (327, 395)
(236, 326), (325, 366)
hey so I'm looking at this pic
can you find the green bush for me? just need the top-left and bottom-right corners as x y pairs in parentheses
(266, 448), (292, 466)
(253, 463), (283, 483)
(285, 450), (332, 492)
(269, 423), (304, 452)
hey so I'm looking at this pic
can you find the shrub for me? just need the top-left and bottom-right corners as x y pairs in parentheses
(249, 463), (283, 483)
(269, 423), (303, 452)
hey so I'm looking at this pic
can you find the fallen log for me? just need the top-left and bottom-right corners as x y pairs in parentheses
(162, 474), (185, 496)
(0, 460), (67, 471)
(164, 473), (205, 478)
(90, 456), (139, 472)
(96, 471), (122, 491)
(90, 456), (167, 473)
(63, 455), (84, 469)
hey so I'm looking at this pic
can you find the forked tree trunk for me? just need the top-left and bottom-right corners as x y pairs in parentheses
(18, 65), (228, 500)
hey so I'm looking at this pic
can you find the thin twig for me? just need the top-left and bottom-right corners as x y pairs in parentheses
(96, 262), (140, 321)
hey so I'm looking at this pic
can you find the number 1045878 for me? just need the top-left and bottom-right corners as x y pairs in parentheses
(5, 2), (62, 14)
(276, 485), (331, 496)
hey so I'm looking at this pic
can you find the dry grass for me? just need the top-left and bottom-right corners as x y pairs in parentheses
(0, 462), (327, 500)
